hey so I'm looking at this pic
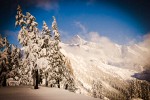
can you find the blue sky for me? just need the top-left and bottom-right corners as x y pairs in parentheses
(0, 0), (150, 46)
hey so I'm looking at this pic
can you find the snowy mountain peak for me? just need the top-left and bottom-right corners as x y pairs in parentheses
(69, 35), (87, 45)
(75, 35), (81, 39)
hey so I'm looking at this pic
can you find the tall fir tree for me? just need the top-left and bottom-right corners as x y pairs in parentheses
(16, 5), (40, 85)
(45, 16), (76, 91)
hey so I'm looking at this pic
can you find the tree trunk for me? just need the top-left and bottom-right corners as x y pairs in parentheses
(58, 79), (60, 88)
(34, 69), (38, 89)
(2, 75), (6, 87)
(45, 76), (48, 87)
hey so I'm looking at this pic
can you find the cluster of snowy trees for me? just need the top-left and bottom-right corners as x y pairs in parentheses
(89, 66), (150, 100)
(92, 80), (104, 99)
(128, 79), (150, 100)
(91, 74), (150, 100)
(15, 5), (75, 91)
(0, 35), (21, 86)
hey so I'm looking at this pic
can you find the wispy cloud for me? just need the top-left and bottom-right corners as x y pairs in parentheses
(72, 21), (150, 70)
(3, 30), (20, 46)
(4, 30), (18, 38)
(59, 30), (71, 42)
(74, 21), (87, 34)
(86, 0), (96, 6)
(33, 0), (59, 11)
(139, 33), (150, 49)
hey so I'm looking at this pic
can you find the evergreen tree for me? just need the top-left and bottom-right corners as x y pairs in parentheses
(0, 36), (21, 86)
(8, 45), (21, 80)
(42, 21), (52, 37)
(16, 5), (40, 85)
(15, 5), (76, 91)
(0, 36), (11, 86)
(92, 80), (104, 99)
(15, 5), (25, 27)
(45, 16), (76, 91)
(52, 16), (60, 41)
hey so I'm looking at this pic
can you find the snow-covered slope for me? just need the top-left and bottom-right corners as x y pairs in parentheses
(0, 86), (100, 100)
(59, 35), (149, 97)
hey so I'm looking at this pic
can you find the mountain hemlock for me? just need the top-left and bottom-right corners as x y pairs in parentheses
(15, 5), (76, 91)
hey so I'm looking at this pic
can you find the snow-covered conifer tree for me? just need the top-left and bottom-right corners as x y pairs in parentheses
(0, 36), (21, 86)
(44, 16), (76, 91)
(0, 36), (8, 86)
(15, 5), (40, 85)
(52, 16), (60, 41)
(15, 5), (76, 91)
(42, 21), (52, 37)
(15, 5), (25, 27)
(37, 21), (52, 86)
(9, 45), (21, 79)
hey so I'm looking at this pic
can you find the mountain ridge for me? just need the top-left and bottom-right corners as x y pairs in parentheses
(59, 35), (150, 98)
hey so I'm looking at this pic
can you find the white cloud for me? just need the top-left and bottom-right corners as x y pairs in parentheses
(139, 33), (150, 49)
(3, 30), (21, 47)
(4, 30), (18, 38)
(137, 34), (150, 65)
(72, 21), (150, 70)
(59, 30), (71, 42)
(87, 32), (111, 43)
(34, 0), (59, 11)
(74, 21), (87, 34)
(86, 0), (96, 6)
